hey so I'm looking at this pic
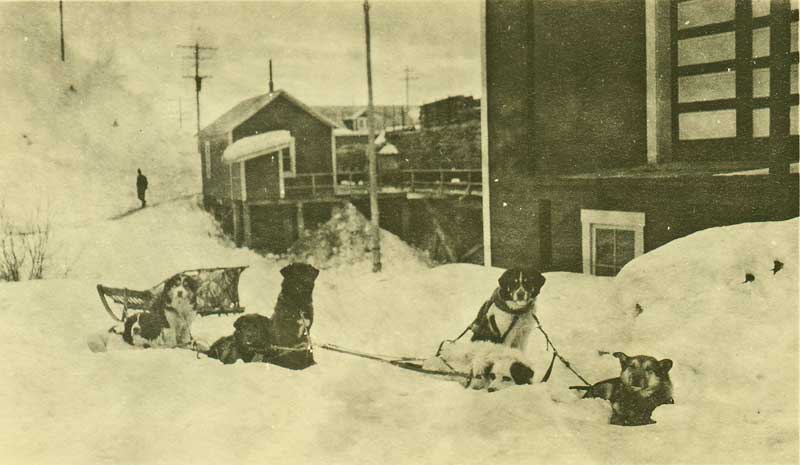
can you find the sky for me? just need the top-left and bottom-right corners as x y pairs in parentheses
(1, 1), (481, 133)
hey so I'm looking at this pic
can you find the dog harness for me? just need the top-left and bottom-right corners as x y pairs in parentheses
(471, 288), (534, 344)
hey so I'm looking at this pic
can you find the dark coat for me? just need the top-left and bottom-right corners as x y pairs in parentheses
(137, 173), (148, 195)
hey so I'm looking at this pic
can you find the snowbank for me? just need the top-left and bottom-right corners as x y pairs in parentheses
(288, 202), (431, 273)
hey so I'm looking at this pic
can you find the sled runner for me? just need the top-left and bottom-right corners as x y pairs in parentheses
(97, 266), (248, 322)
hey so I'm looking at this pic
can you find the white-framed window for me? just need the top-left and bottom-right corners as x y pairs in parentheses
(278, 139), (296, 178)
(204, 141), (211, 179)
(581, 209), (645, 276)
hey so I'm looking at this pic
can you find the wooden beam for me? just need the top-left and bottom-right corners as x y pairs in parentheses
(735, 0), (754, 159)
(769, 0), (792, 175)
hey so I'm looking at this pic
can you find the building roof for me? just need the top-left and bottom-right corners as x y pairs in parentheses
(201, 90), (338, 137)
(222, 130), (293, 164)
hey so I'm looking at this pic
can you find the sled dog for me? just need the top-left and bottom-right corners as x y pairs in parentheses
(573, 352), (674, 426)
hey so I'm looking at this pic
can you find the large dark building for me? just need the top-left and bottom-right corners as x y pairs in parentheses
(482, 0), (798, 274)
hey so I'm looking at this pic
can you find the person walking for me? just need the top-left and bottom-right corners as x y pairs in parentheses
(136, 168), (148, 208)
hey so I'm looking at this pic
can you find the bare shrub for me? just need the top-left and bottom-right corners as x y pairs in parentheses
(0, 202), (52, 281)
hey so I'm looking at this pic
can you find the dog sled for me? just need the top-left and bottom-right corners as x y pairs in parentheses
(97, 266), (248, 322)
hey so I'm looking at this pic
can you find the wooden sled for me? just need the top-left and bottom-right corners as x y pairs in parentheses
(97, 266), (248, 322)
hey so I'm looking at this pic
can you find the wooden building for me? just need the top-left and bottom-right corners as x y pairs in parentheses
(200, 89), (338, 248)
(482, 0), (799, 274)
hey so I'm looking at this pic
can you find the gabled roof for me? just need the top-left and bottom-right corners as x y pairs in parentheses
(200, 89), (338, 137)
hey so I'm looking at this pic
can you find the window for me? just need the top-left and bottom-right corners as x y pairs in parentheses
(669, 0), (799, 158)
(581, 210), (645, 276)
(204, 141), (211, 179)
(279, 140), (296, 177)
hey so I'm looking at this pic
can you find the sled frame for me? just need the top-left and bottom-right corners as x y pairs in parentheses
(97, 266), (248, 322)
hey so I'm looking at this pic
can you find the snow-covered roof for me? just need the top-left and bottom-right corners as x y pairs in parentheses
(378, 143), (398, 155)
(374, 131), (386, 146)
(200, 90), (337, 137)
(222, 130), (293, 164)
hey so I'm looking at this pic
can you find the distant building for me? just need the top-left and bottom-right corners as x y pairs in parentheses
(314, 105), (416, 133)
(419, 96), (480, 129)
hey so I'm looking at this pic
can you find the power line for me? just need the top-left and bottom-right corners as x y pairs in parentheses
(177, 42), (216, 139)
(401, 66), (419, 129)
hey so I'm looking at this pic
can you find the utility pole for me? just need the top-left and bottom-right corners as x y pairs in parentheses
(59, 1), (65, 61)
(179, 42), (215, 144)
(363, 0), (381, 272)
(402, 66), (418, 129)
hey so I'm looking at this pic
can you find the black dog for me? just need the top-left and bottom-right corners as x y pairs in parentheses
(269, 263), (320, 370)
(573, 352), (674, 426)
(207, 314), (272, 364)
(206, 263), (319, 369)
(470, 268), (546, 350)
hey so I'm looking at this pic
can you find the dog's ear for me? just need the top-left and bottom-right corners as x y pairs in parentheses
(497, 269), (517, 288)
(307, 264), (320, 281)
(184, 275), (199, 292)
(280, 264), (295, 279)
(233, 315), (249, 330)
(659, 358), (673, 373)
(530, 270), (546, 290)
(613, 352), (630, 366)
(510, 362), (535, 385)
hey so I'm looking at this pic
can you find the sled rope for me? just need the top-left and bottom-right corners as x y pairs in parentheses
(318, 343), (470, 380)
(532, 314), (591, 386)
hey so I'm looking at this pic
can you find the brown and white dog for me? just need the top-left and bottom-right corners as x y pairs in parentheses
(149, 273), (199, 347)
(572, 352), (674, 426)
(427, 341), (535, 392)
(470, 268), (546, 351)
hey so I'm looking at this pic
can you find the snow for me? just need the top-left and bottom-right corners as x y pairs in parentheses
(1, 194), (797, 464)
(715, 162), (799, 176)
(379, 142), (399, 155)
(221, 130), (293, 164)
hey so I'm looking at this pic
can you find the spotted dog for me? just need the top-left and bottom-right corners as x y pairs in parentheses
(149, 273), (199, 347)
(470, 268), (546, 350)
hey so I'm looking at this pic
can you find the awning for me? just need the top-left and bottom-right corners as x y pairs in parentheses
(378, 143), (398, 155)
(222, 130), (293, 164)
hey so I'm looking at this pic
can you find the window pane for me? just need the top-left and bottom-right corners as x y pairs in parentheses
(753, 27), (770, 58)
(752, 0), (770, 17)
(679, 110), (737, 139)
(615, 230), (636, 266)
(792, 106), (798, 136)
(753, 108), (770, 137)
(678, 0), (735, 29)
(679, 71), (736, 102)
(793, 22), (798, 53)
(793, 64), (799, 95)
(753, 68), (770, 98)
(595, 228), (615, 266)
(679, 33), (735, 66)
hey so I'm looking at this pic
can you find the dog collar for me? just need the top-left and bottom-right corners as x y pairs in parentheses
(490, 288), (534, 315)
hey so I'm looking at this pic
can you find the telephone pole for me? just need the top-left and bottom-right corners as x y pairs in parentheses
(363, 0), (381, 272)
(178, 42), (215, 143)
(401, 66), (418, 129)
(59, 1), (65, 61)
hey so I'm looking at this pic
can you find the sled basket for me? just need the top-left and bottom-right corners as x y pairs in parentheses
(97, 266), (248, 322)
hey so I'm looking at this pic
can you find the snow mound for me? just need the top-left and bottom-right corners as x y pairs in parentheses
(610, 218), (798, 459)
(288, 202), (431, 271)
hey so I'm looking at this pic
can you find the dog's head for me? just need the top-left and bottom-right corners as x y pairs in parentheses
(614, 352), (673, 396)
(163, 274), (198, 307)
(469, 359), (535, 392)
(233, 314), (272, 354)
(280, 263), (320, 296)
(123, 311), (167, 346)
(497, 268), (546, 311)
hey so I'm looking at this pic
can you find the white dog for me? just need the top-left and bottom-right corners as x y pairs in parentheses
(424, 341), (535, 392)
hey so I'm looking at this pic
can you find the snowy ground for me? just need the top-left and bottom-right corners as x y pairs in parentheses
(0, 195), (796, 465)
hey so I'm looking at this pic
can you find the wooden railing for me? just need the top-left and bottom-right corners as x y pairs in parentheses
(283, 169), (482, 199)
